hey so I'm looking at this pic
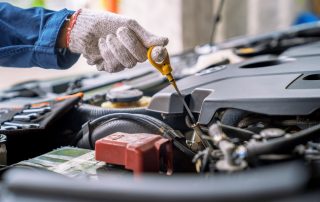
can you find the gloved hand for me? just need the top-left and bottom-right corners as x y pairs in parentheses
(68, 9), (168, 73)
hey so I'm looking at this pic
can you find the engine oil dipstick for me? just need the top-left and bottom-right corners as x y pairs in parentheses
(147, 46), (207, 149)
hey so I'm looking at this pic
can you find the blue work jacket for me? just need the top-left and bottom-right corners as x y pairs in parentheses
(0, 3), (80, 69)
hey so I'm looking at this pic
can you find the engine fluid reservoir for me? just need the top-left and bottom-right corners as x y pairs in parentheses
(101, 89), (151, 108)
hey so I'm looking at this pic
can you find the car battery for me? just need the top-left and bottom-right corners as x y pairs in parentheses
(95, 132), (173, 175)
(14, 147), (130, 179)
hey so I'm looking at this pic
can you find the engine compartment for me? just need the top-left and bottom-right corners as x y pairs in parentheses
(1, 23), (320, 201)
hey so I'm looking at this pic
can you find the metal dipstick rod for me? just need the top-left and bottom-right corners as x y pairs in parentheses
(170, 80), (197, 124)
(147, 46), (209, 149)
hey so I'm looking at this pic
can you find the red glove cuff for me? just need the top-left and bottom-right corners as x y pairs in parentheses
(66, 9), (82, 48)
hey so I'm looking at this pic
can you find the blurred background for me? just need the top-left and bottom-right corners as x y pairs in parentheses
(0, 0), (319, 89)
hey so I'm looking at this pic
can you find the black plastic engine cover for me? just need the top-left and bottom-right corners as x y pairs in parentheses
(148, 42), (320, 125)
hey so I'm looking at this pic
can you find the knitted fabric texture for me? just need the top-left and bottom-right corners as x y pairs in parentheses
(69, 9), (168, 73)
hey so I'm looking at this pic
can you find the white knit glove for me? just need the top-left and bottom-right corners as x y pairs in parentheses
(69, 10), (168, 73)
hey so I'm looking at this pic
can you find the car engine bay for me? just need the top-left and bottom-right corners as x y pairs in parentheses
(0, 22), (320, 201)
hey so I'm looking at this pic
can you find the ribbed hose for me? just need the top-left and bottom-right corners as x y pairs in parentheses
(78, 104), (160, 120)
(76, 112), (195, 157)
(62, 104), (160, 143)
(76, 104), (188, 130)
(77, 119), (161, 148)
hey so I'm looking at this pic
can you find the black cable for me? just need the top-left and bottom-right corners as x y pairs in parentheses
(246, 123), (320, 158)
(218, 123), (255, 141)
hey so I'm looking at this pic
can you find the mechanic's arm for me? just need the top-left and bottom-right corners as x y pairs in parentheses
(0, 3), (168, 72)
(0, 3), (79, 69)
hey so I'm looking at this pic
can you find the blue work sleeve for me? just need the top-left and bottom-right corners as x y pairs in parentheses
(0, 3), (80, 69)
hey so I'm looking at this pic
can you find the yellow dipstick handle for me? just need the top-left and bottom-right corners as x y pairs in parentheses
(147, 46), (194, 122)
(147, 46), (176, 87)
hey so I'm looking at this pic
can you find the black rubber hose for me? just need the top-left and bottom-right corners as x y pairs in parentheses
(246, 123), (320, 158)
(64, 104), (161, 139)
(76, 104), (188, 130)
(78, 104), (159, 119)
(220, 108), (250, 127)
(77, 113), (195, 157)
(77, 119), (162, 149)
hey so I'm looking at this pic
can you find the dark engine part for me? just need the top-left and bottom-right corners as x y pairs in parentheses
(148, 42), (320, 125)
(2, 161), (314, 202)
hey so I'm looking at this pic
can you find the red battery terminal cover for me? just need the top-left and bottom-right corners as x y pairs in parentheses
(95, 132), (173, 175)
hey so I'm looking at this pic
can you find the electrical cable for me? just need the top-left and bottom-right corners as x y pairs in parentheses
(246, 123), (320, 158)
(218, 123), (255, 141)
